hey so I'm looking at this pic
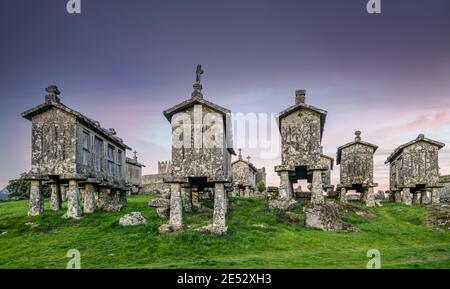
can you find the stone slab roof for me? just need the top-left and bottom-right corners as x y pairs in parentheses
(126, 157), (146, 167)
(22, 96), (131, 151)
(231, 159), (258, 172)
(385, 134), (445, 164)
(336, 139), (378, 165)
(321, 154), (334, 170)
(277, 102), (327, 141)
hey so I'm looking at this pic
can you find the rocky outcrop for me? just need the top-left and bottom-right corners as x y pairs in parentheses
(119, 212), (147, 226)
(304, 202), (357, 232)
(149, 195), (171, 220)
(425, 203), (450, 230)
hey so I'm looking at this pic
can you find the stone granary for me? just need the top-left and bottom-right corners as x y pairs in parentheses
(141, 161), (172, 194)
(385, 134), (445, 205)
(256, 167), (266, 189)
(160, 65), (235, 234)
(21, 85), (131, 218)
(336, 131), (378, 207)
(126, 151), (145, 194)
(273, 89), (328, 207)
(231, 149), (257, 197)
(319, 149), (334, 194)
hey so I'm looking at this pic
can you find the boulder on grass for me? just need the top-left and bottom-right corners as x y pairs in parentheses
(119, 212), (147, 226)
(156, 207), (169, 219)
(148, 198), (170, 208)
(304, 202), (357, 232)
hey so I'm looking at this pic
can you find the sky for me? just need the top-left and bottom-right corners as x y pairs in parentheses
(0, 0), (449, 191)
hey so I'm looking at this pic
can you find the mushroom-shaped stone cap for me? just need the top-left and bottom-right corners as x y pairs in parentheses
(46, 85), (60, 95)
(417, 133), (425, 139)
(355, 130), (362, 141)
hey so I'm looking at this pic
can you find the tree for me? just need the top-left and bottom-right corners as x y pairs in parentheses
(257, 182), (266, 193)
(7, 175), (30, 200)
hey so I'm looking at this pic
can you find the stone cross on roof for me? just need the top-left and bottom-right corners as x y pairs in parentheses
(192, 64), (204, 99)
(133, 150), (138, 160)
(246, 156), (251, 163)
(238, 148), (242, 160)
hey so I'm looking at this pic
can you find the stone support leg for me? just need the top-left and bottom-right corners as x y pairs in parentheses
(364, 187), (375, 207)
(28, 180), (44, 216)
(339, 187), (347, 204)
(431, 188), (440, 204)
(212, 183), (227, 230)
(412, 192), (421, 204)
(245, 186), (250, 198)
(402, 187), (412, 205)
(50, 183), (62, 211)
(169, 183), (183, 226)
(67, 180), (81, 219)
(311, 170), (324, 205)
(182, 187), (193, 213)
(83, 184), (96, 214)
(61, 185), (68, 202)
(395, 191), (402, 203)
(97, 187), (110, 210)
(278, 171), (292, 200)
(421, 191), (431, 205)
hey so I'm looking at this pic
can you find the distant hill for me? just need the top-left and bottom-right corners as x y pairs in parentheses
(0, 188), (8, 200)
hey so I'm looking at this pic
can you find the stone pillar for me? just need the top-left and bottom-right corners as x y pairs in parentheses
(311, 170), (324, 204)
(67, 180), (81, 219)
(182, 187), (192, 213)
(169, 183), (183, 226)
(364, 187), (375, 207)
(394, 191), (402, 203)
(28, 180), (44, 216)
(412, 192), (421, 204)
(50, 183), (62, 211)
(431, 188), (440, 204)
(61, 185), (68, 202)
(402, 187), (412, 205)
(212, 183), (227, 229)
(421, 191), (431, 205)
(339, 187), (347, 204)
(278, 171), (292, 200)
(97, 187), (110, 210)
(245, 186), (251, 197)
(83, 184), (96, 214)
(192, 190), (200, 208)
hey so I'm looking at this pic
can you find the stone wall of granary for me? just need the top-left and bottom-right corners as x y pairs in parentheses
(232, 161), (256, 188)
(320, 156), (332, 188)
(280, 109), (321, 168)
(438, 175), (450, 203)
(75, 121), (127, 185)
(389, 141), (440, 190)
(126, 162), (142, 187)
(170, 104), (230, 182)
(340, 143), (374, 187)
(31, 107), (77, 176)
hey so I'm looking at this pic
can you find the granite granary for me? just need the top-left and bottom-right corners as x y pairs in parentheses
(336, 131), (378, 207)
(158, 65), (235, 234)
(385, 134), (445, 205)
(126, 151), (145, 194)
(272, 89), (328, 209)
(231, 149), (257, 197)
(22, 86), (131, 218)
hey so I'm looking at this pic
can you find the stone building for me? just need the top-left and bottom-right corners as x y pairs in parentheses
(256, 167), (267, 191)
(319, 150), (334, 194)
(159, 65), (235, 234)
(438, 175), (450, 203)
(336, 131), (378, 207)
(141, 161), (172, 194)
(126, 151), (145, 194)
(385, 134), (445, 205)
(21, 85), (131, 218)
(231, 149), (257, 197)
(273, 89), (328, 207)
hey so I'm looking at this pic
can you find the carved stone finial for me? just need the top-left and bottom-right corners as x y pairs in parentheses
(192, 64), (204, 99)
(246, 155), (251, 163)
(417, 133), (425, 139)
(45, 85), (61, 103)
(109, 128), (117, 135)
(355, 130), (362, 141)
(238, 148), (242, 160)
(133, 150), (138, 160)
(295, 89), (306, 104)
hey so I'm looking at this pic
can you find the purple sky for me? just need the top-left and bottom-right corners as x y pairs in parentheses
(1, 0), (450, 190)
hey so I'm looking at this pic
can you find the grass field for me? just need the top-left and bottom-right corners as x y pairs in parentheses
(0, 195), (449, 268)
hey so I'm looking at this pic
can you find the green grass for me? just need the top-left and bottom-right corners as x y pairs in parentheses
(0, 196), (448, 268)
